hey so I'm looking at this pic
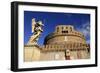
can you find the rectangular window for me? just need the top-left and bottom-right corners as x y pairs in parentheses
(62, 31), (68, 33)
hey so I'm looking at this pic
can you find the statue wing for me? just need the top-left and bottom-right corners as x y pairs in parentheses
(32, 18), (36, 33)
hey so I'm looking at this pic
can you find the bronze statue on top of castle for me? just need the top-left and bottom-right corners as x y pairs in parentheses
(27, 18), (44, 45)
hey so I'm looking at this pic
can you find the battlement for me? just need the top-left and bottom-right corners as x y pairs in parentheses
(41, 43), (89, 52)
(55, 25), (74, 33)
(55, 25), (85, 38)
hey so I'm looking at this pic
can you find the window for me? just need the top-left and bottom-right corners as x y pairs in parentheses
(62, 26), (64, 30)
(62, 31), (68, 33)
(64, 36), (67, 41)
(55, 54), (60, 60)
(57, 27), (59, 32)
(66, 27), (68, 29)
(70, 27), (72, 31)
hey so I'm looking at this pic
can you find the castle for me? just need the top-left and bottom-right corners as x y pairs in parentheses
(24, 25), (90, 61)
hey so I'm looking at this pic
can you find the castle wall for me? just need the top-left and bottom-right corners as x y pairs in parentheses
(40, 51), (65, 61)
(80, 50), (90, 59)
(45, 35), (86, 45)
(24, 45), (90, 61)
(39, 49), (90, 61)
(70, 50), (90, 59)
(24, 45), (41, 62)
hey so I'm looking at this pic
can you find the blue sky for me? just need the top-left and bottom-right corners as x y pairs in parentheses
(24, 11), (90, 45)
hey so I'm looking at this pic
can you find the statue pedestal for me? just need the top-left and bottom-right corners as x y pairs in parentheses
(24, 45), (41, 62)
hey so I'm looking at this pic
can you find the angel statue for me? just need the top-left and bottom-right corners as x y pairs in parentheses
(27, 18), (44, 45)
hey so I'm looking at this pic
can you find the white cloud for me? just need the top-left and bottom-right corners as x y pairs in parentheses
(77, 21), (90, 43)
(81, 21), (90, 37)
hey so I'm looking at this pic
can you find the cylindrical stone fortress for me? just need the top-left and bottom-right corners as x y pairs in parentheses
(44, 25), (86, 45)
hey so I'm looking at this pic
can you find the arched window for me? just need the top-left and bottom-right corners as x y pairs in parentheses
(70, 27), (72, 31)
(62, 26), (64, 30)
(57, 27), (59, 32)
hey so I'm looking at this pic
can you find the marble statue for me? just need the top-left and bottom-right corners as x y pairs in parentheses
(27, 18), (44, 45)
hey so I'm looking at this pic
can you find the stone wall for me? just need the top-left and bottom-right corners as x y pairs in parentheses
(24, 45), (41, 62)
(45, 35), (86, 45)
(40, 51), (65, 61)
